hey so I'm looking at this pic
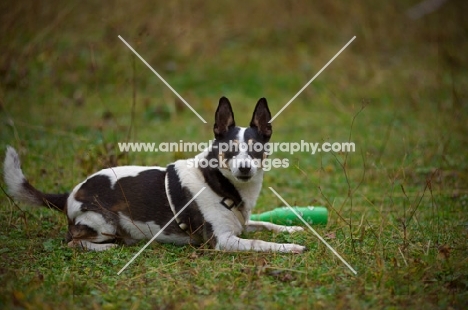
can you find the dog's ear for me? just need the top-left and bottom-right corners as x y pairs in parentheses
(250, 98), (272, 140)
(214, 97), (236, 139)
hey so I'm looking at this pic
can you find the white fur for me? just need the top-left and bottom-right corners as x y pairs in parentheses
(118, 214), (191, 244)
(173, 160), (245, 237)
(3, 146), (41, 205)
(245, 220), (305, 233)
(216, 232), (305, 253)
(223, 127), (261, 182)
(68, 240), (118, 251)
(67, 184), (85, 221)
(74, 211), (116, 243)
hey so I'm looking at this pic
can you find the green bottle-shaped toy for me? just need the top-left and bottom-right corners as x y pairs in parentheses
(250, 206), (328, 226)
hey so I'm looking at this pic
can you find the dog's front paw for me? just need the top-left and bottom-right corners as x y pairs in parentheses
(68, 240), (118, 251)
(279, 226), (304, 234)
(287, 226), (304, 233)
(280, 243), (307, 254)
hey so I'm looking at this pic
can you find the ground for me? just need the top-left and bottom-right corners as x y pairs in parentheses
(0, 1), (467, 309)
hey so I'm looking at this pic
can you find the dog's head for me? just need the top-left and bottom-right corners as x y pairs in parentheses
(210, 97), (272, 183)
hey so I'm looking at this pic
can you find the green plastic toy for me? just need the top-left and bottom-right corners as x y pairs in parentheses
(250, 206), (328, 226)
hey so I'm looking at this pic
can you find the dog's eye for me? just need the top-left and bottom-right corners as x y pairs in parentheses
(249, 142), (264, 154)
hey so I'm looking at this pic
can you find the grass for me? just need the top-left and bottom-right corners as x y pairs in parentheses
(1, 0), (467, 309)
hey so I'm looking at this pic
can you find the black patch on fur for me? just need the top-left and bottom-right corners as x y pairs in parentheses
(213, 97), (236, 140)
(249, 97), (272, 140)
(21, 180), (69, 211)
(206, 126), (241, 163)
(74, 169), (183, 239)
(243, 127), (269, 161)
(166, 164), (188, 215)
(166, 164), (212, 244)
(199, 167), (243, 209)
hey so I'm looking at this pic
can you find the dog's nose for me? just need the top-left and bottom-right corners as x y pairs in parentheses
(239, 166), (251, 174)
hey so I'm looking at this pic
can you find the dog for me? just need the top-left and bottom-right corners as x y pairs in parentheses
(3, 97), (306, 253)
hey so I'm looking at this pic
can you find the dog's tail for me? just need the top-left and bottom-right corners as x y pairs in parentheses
(3, 146), (69, 212)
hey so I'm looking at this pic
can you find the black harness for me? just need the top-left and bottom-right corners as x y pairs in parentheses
(165, 164), (245, 233)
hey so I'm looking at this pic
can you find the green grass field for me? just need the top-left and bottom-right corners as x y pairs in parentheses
(1, 1), (467, 309)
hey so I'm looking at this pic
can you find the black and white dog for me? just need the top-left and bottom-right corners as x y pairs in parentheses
(3, 97), (305, 253)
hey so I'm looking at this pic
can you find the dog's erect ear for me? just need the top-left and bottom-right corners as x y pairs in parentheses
(250, 98), (272, 140)
(214, 97), (236, 139)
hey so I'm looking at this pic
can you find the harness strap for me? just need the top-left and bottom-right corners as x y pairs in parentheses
(165, 165), (189, 232)
(220, 197), (246, 224)
(200, 167), (246, 224)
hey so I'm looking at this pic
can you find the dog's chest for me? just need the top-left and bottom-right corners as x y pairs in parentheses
(173, 160), (262, 228)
